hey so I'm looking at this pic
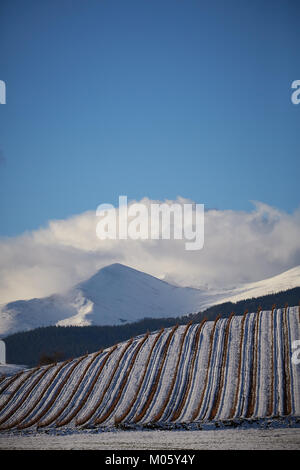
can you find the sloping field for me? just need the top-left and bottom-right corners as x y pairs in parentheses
(0, 306), (299, 431)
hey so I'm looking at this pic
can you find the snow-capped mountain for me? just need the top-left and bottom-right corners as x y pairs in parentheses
(0, 263), (299, 336)
(0, 264), (206, 336)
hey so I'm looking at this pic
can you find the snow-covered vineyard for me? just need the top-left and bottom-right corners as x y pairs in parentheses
(0, 306), (299, 431)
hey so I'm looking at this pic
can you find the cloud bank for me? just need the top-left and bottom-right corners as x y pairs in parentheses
(0, 198), (300, 304)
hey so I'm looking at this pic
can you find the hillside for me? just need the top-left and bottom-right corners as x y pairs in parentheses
(0, 306), (299, 431)
(0, 263), (299, 337)
(3, 286), (300, 367)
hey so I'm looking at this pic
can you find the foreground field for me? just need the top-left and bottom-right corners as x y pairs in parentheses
(0, 427), (300, 450)
(0, 306), (299, 431)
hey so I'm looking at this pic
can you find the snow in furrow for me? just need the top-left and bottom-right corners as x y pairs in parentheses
(137, 326), (181, 423)
(124, 330), (168, 422)
(54, 350), (108, 426)
(145, 325), (195, 422)
(283, 307), (292, 415)
(37, 353), (93, 426)
(0, 372), (25, 396)
(174, 322), (207, 422)
(17, 359), (80, 428)
(0, 365), (58, 428)
(170, 323), (202, 423)
(162, 324), (198, 422)
(234, 313), (256, 417)
(182, 321), (213, 421)
(200, 318), (227, 420)
(0, 368), (37, 409)
(250, 309), (262, 418)
(243, 311), (259, 418)
(103, 333), (156, 425)
(286, 307), (300, 415)
(75, 345), (125, 424)
(84, 339), (142, 425)
(255, 310), (271, 418)
(0, 366), (52, 423)
(215, 315), (241, 420)
(274, 309), (285, 416)
(189, 318), (219, 421)
(209, 316), (234, 420)
(33, 356), (90, 427)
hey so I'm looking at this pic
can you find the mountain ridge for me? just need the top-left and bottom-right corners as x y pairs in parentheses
(0, 263), (299, 337)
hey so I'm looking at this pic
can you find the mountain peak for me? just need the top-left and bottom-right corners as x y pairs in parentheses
(79, 263), (164, 288)
(100, 263), (139, 273)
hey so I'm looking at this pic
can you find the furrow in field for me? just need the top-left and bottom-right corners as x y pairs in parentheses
(19, 355), (89, 430)
(170, 319), (207, 422)
(138, 327), (184, 424)
(79, 340), (137, 426)
(208, 313), (235, 420)
(105, 334), (157, 426)
(133, 325), (178, 424)
(16, 359), (77, 430)
(228, 311), (248, 419)
(37, 352), (101, 427)
(282, 306), (292, 416)
(237, 312), (256, 418)
(267, 306), (275, 417)
(114, 329), (165, 424)
(199, 318), (228, 421)
(216, 315), (243, 420)
(288, 306), (300, 415)
(245, 309), (261, 418)
(0, 364), (56, 429)
(159, 324), (199, 423)
(274, 309), (284, 416)
(179, 321), (213, 421)
(125, 331), (170, 423)
(56, 346), (117, 427)
(255, 310), (272, 418)
(93, 333), (150, 425)
(2, 359), (74, 430)
(0, 370), (24, 396)
(191, 316), (221, 421)
(143, 324), (194, 423)
(76, 340), (134, 426)
(0, 367), (39, 412)
(150, 323), (192, 423)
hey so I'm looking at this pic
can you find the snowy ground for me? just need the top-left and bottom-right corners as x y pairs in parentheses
(0, 364), (28, 377)
(1, 428), (300, 450)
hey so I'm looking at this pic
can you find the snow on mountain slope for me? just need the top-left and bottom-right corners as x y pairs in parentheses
(0, 307), (299, 431)
(208, 265), (300, 305)
(0, 264), (207, 336)
(0, 263), (299, 337)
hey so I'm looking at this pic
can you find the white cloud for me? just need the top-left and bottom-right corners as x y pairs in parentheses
(0, 198), (300, 304)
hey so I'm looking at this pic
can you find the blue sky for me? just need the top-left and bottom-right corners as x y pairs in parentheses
(0, 0), (299, 236)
